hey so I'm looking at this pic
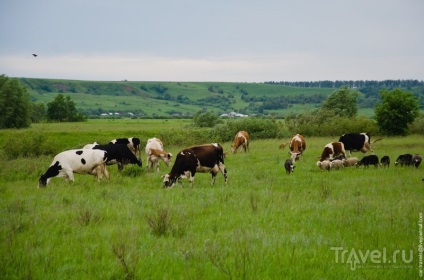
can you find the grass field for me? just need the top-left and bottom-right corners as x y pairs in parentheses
(0, 120), (423, 279)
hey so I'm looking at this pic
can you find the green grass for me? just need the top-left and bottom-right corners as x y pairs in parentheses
(0, 122), (423, 279)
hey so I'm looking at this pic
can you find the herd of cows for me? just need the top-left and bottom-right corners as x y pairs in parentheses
(38, 132), (422, 188)
(280, 132), (422, 175)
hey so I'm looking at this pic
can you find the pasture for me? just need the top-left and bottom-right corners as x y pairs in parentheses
(0, 119), (423, 279)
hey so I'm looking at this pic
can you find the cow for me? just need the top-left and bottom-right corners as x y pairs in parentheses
(319, 142), (346, 162)
(280, 134), (306, 162)
(109, 137), (141, 157)
(284, 159), (295, 174)
(338, 133), (381, 156)
(38, 149), (109, 188)
(356, 155), (379, 168)
(316, 160), (331, 171)
(92, 144), (142, 171)
(163, 143), (228, 188)
(343, 157), (358, 167)
(395, 154), (413, 167)
(145, 137), (173, 172)
(411, 154), (422, 168)
(230, 131), (249, 153)
(329, 159), (344, 170)
(380, 156), (390, 168)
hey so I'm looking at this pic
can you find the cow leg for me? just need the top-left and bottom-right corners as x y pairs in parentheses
(218, 162), (228, 184)
(64, 169), (74, 183)
(211, 172), (217, 185)
(103, 164), (110, 180)
(118, 162), (124, 172)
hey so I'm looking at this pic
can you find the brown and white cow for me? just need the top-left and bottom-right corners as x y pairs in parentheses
(145, 137), (173, 172)
(319, 142), (346, 162)
(280, 134), (306, 162)
(230, 131), (249, 153)
(163, 143), (228, 188)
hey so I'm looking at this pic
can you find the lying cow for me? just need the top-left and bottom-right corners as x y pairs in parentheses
(230, 131), (249, 153)
(163, 143), (228, 188)
(109, 137), (141, 157)
(92, 144), (142, 171)
(38, 149), (109, 187)
(356, 155), (379, 168)
(319, 142), (346, 162)
(395, 154), (413, 167)
(145, 137), (173, 172)
(280, 134), (306, 162)
(284, 159), (295, 174)
(338, 133), (381, 156)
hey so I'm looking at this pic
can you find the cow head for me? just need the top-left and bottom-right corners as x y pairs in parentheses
(38, 161), (61, 188)
(289, 151), (301, 162)
(162, 153), (173, 166)
(162, 174), (178, 188)
(230, 145), (237, 154)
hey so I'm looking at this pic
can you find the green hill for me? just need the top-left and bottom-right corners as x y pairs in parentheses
(18, 78), (424, 118)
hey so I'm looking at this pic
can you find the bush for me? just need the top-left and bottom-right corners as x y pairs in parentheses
(2, 132), (59, 159)
(410, 113), (424, 134)
(210, 118), (289, 142)
(285, 112), (378, 137)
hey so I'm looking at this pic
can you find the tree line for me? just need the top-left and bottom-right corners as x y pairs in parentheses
(265, 79), (423, 89)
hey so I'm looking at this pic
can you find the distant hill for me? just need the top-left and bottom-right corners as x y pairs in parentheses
(18, 78), (424, 118)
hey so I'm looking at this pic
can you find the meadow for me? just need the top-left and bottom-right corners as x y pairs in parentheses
(0, 119), (423, 279)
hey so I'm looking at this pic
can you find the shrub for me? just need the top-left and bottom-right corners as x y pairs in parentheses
(2, 132), (59, 159)
(284, 112), (378, 136)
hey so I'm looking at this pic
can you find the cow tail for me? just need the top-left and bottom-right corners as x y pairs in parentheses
(372, 138), (383, 144)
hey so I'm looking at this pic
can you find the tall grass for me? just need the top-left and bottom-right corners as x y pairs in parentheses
(0, 122), (422, 279)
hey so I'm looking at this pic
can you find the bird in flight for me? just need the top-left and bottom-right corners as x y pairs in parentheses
(32, 54), (38, 57)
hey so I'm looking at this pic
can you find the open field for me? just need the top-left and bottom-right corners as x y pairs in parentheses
(1, 120), (423, 279)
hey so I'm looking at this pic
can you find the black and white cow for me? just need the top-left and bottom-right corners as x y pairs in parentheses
(395, 154), (413, 167)
(38, 149), (109, 187)
(92, 144), (142, 171)
(338, 133), (381, 156)
(356, 155), (379, 168)
(109, 137), (141, 157)
(163, 143), (228, 188)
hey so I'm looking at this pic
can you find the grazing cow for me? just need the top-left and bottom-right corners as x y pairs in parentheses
(343, 157), (358, 167)
(284, 159), (295, 174)
(316, 160), (331, 171)
(163, 143), (228, 188)
(329, 159), (344, 170)
(230, 131), (249, 153)
(145, 137), (173, 172)
(92, 144), (142, 171)
(411, 154), (422, 168)
(395, 154), (413, 167)
(38, 149), (109, 187)
(319, 142), (346, 162)
(356, 155), (379, 168)
(109, 137), (141, 157)
(380, 156), (390, 168)
(338, 133), (381, 156)
(280, 134), (306, 162)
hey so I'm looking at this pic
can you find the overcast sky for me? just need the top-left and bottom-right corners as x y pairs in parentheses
(0, 0), (423, 82)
